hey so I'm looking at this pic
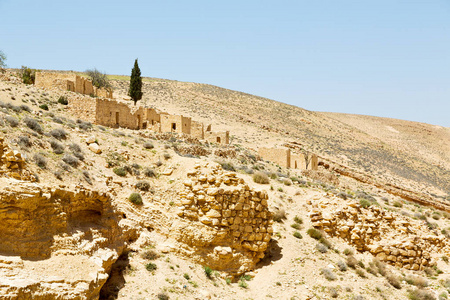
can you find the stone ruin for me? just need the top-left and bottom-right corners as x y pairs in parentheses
(258, 147), (318, 170)
(309, 197), (450, 270)
(170, 163), (273, 274)
(0, 136), (35, 181)
(35, 72), (113, 99)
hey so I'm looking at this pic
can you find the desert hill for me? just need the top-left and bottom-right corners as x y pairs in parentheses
(112, 78), (450, 196)
(0, 69), (449, 300)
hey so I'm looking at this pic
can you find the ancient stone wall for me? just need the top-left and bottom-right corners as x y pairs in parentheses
(0, 136), (34, 181)
(160, 114), (191, 134)
(205, 131), (229, 145)
(94, 86), (113, 99)
(191, 120), (204, 139)
(309, 198), (450, 270)
(173, 163), (273, 273)
(259, 147), (291, 168)
(95, 98), (144, 129)
(35, 72), (76, 91)
(291, 153), (307, 170)
(67, 95), (97, 124)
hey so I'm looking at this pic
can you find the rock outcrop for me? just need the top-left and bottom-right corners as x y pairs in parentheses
(309, 196), (450, 270)
(171, 163), (273, 274)
(0, 136), (35, 181)
(0, 178), (135, 299)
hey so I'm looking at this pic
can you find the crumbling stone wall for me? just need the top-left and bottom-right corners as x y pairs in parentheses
(205, 130), (229, 145)
(259, 147), (291, 168)
(67, 95), (97, 124)
(191, 120), (204, 139)
(0, 136), (35, 181)
(35, 72), (111, 98)
(173, 163), (273, 273)
(309, 198), (450, 270)
(160, 114), (191, 134)
(259, 147), (318, 170)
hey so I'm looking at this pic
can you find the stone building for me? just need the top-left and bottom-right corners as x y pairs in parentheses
(160, 114), (191, 134)
(258, 147), (318, 170)
(35, 72), (112, 99)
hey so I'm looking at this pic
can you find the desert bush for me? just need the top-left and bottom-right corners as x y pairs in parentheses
(407, 288), (436, 300)
(337, 192), (348, 200)
(283, 179), (292, 186)
(85, 68), (112, 89)
(321, 268), (337, 281)
(24, 117), (43, 134)
(62, 154), (79, 167)
(19, 104), (31, 113)
(356, 268), (366, 278)
(405, 275), (428, 288)
(77, 119), (92, 131)
(373, 259), (386, 276)
(141, 249), (159, 260)
(291, 223), (301, 230)
(294, 216), (303, 224)
(393, 201), (404, 208)
(129, 192), (143, 205)
(136, 180), (150, 191)
(113, 167), (127, 177)
(39, 104), (48, 111)
(316, 243), (328, 253)
(57, 96), (68, 105)
(220, 161), (235, 171)
(82, 171), (92, 184)
(144, 168), (156, 177)
(385, 272), (402, 289)
(307, 228), (324, 240)
(347, 256), (358, 269)
(54, 170), (63, 180)
(157, 293), (169, 300)
(49, 128), (67, 140)
(33, 153), (47, 169)
(337, 261), (348, 271)
(155, 160), (163, 167)
(50, 139), (65, 154)
(21, 66), (36, 84)
(272, 208), (286, 222)
(253, 171), (269, 184)
(204, 266), (213, 278)
(59, 161), (71, 171)
(359, 199), (372, 208)
(145, 262), (157, 272)
(18, 135), (32, 148)
(163, 153), (171, 159)
(343, 248), (354, 256)
(143, 142), (154, 149)
(52, 116), (64, 124)
(293, 231), (302, 239)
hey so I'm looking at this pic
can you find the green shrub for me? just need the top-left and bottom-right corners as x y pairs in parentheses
(204, 266), (213, 278)
(238, 277), (248, 288)
(307, 228), (323, 240)
(141, 249), (159, 260)
(294, 216), (303, 224)
(144, 168), (156, 177)
(343, 248), (354, 256)
(183, 273), (190, 280)
(291, 223), (301, 230)
(360, 199), (371, 208)
(143, 142), (154, 149)
(39, 104), (49, 111)
(135, 180), (150, 191)
(145, 262), (157, 271)
(113, 167), (127, 177)
(129, 192), (143, 205)
(58, 96), (68, 105)
(293, 231), (302, 239)
(407, 288), (435, 300)
(21, 66), (36, 84)
(393, 201), (404, 208)
(253, 171), (269, 184)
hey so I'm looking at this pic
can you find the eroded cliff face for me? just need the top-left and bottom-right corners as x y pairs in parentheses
(0, 178), (136, 299)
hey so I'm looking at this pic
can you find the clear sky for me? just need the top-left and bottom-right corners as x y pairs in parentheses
(1, 0), (449, 127)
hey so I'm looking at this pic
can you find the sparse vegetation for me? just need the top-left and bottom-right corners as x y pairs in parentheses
(57, 96), (68, 105)
(33, 153), (47, 169)
(113, 167), (127, 177)
(204, 266), (213, 278)
(24, 117), (43, 134)
(145, 262), (157, 272)
(135, 180), (150, 191)
(321, 268), (337, 281)
(129, 192), (143, 205)
(62, 154), (79, 167)
(307, 228), (323, 240)
(253, 171), (269, 184)
(293, 231), (302, 239)
(49, 128), (67, 140)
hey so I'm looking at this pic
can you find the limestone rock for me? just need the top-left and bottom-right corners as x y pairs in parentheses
(88, 142), (102, 154)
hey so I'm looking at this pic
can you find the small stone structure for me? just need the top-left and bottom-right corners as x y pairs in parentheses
(309, 197), (450, 270)
(172, 163), (273, 273)
(35, 72), (113, 99)
(258, 147), (318, 170)
(160, 114), (191, 134)
(0, 136), (34, 181)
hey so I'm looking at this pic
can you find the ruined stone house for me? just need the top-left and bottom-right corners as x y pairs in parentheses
(258, 147), (318, 170)
(35, 72), (113, 99)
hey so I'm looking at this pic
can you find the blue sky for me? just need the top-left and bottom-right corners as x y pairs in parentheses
(1, 0), (449, 127)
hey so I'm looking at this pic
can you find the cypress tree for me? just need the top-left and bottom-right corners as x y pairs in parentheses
(128, 59), (143, 105)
